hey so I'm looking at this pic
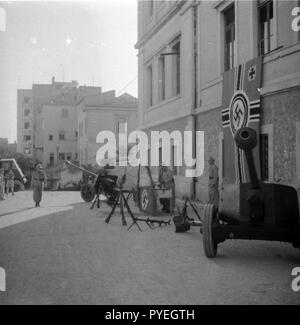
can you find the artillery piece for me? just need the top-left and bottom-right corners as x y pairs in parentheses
(202, 127), (300, 258)
(64, 161), (118, 206)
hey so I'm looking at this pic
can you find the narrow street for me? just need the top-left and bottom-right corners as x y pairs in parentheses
(0, 191), (299, 305)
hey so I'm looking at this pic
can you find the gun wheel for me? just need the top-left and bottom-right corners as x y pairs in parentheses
(81, 184), (95, 202)
(203, 204), (218, 258)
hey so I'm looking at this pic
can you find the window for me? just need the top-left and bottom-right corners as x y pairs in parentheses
(23, 135), (31, 142)
(171, 144), (178, 176)
(260, 134), (269, 181)
(49, 153), (55, 166)
(24, 122), (30, 129)
(224, 5), (236, 71)
(159, 146), (162, 166)
(148, 0), (154, 17)
(147, 64), (153, 107)
(66, 153), (72, 161)
(172, 40), (181, 95)
(23, 96), (30, 104)
(259, 0), (275, 55)
(24, 109), (30, 117)
(117, 121), (127, 161)
(158, 55), (166, 101)
(58, 153), (65, 161)
(62, 108), (69, 118)
(59, 131), (65, 141)
(49, 135), (53, 141)
(75, 131), (78, 139)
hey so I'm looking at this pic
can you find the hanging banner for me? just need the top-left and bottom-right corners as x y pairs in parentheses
(222, 57), (262, 184)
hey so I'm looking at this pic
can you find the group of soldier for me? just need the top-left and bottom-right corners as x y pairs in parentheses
(157, 156), (220, 211)
(0, 168), (15, 200)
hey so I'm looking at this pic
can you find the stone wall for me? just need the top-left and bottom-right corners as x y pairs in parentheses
(262, 87), (300, 186)
(195, 107), (222, 202)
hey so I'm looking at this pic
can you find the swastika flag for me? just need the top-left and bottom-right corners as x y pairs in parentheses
(222, 57), (262, 185)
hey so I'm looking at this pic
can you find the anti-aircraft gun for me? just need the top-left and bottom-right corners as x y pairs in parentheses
(201, 127), (300, 257)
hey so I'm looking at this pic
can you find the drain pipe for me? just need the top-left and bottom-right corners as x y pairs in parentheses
(191, 1), (199, 200)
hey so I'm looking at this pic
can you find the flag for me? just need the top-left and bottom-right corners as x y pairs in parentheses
(222, 57), (262, 185)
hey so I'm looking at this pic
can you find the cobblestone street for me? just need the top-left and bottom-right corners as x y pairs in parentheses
(0, 191), (299, 305)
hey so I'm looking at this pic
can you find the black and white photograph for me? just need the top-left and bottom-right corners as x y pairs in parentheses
(0, 0), (300, 308)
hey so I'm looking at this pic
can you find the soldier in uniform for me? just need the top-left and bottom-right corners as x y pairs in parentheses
(208, 157), (219, 207)
(31, 163), (47, 207)
(158, 165), (175, 213)
(5, 168), (15, 196)
(0, 168), (5, 200)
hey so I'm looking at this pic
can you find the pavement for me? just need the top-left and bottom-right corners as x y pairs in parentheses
(0, 191), (299, 305)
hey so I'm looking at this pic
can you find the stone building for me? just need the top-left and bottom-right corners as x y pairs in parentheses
(0, 138), (16, 156)
(17, 89), (34, 156)
(136, 0), (300, 201)
(77, 91), (137, 166)
(17, 77), (101, 166)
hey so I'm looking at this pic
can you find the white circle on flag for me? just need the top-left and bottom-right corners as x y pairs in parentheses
(229, 91), (250, 135)
(141, 189), (149, 210)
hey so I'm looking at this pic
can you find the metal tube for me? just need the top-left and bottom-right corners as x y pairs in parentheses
(64, 160), (98, 177)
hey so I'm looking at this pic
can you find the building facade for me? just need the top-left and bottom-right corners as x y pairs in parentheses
(17, 77), (101, 166)
(17, 89), (34, 156)
(0, 138), (16, 156)
(77, 91), (137, 166)
(136, 0), (300, 201)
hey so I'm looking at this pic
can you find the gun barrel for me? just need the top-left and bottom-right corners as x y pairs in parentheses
(65, 160), (98, 177)
(234, 127), (260, 189)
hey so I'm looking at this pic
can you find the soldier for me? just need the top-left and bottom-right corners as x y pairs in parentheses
(0, 168), (5, 200)
(158, 165), (175, 213)
(208, 157), (219, 207)
(31, 163), (47, 207)
(5, 168), (15, 196)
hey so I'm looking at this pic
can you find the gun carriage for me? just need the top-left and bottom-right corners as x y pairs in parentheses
(65, 161), (175, 216)
(202, 127), (300, 258)
(65, 161), (171, 229)
(64, 161), (118, 206)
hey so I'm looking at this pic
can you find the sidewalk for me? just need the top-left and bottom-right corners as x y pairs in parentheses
(0, 191), (82, 229)
(0, 190), (204, 230)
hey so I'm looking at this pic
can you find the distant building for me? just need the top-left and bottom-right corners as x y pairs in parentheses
(17, 89), (33, 156)
(77, 91), (137, 166)
(17, 77), (101, 166)
(0, 138), (8, 147)
(0, 137), (17, 156)
(136, 0), (300, 200)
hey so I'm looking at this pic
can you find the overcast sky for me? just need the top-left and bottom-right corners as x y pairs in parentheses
(0, 0), (138, 142)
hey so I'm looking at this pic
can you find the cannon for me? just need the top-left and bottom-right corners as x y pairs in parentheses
(202, 127), (300, 258)
(64, 161), (118, 205)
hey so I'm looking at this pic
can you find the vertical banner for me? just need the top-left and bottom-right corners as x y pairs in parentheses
(222, 57), (262, 185)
